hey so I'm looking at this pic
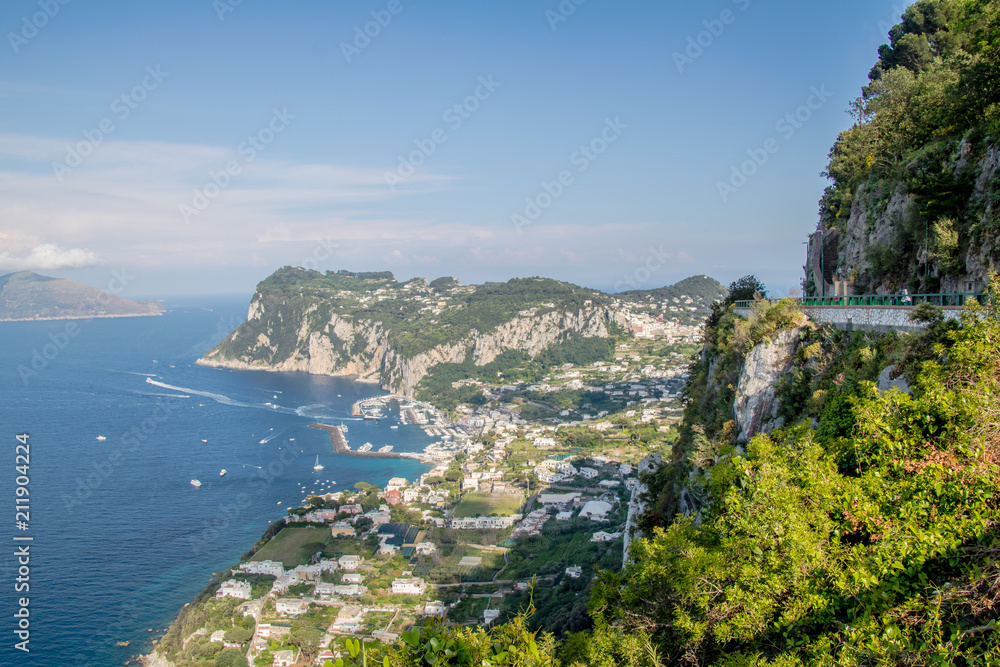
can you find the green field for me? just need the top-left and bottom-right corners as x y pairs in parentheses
(250, 526), (330, 567)
(453, 493), (524, 518)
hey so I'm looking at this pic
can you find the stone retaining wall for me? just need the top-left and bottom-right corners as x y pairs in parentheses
(734, 305), (963, 333)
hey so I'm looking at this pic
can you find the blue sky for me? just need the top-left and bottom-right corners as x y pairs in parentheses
(0, 0), (913, 297)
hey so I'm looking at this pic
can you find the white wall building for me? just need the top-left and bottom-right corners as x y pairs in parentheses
(391, 577), (427, 595)
(216, 580), (251, 600)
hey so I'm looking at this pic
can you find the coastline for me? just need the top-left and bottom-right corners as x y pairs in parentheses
(194, 356), (383, 387)
(0, 311), (165, 322)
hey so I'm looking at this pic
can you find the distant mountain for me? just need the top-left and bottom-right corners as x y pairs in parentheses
(616, 275), (728, 325)
(0, 271), (164, 321)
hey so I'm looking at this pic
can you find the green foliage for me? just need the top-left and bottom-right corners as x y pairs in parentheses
(817, 0), (1000, 287)
(593, 275), (1000, 665)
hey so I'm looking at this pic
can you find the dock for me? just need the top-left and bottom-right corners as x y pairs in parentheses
(309, 423), (418, 461)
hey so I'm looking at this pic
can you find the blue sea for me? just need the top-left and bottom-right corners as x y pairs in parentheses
(0, 297), (432, 666)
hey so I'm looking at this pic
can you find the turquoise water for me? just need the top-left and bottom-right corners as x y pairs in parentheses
(0, 297), (431, 666)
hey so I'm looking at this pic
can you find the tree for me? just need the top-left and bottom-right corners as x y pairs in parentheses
(224, 626), (253, 644)
(214, 648), (249, 667)
(725, 275), (768, 304)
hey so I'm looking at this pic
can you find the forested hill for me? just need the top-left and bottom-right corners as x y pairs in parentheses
(199, 267), (724, 397)
(808, 0), (1000, 297)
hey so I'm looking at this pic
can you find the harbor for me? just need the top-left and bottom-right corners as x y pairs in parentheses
(308, 422), (426, 461)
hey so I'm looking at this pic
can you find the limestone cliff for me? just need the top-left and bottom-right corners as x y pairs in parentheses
(198, 273), (613, 397)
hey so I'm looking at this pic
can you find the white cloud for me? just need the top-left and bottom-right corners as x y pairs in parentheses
(0, 243), (102, 271)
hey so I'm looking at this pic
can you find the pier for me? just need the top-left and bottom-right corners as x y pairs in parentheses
(309, 423), (420, 461)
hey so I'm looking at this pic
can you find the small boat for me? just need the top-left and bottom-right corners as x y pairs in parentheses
(96, 435), (107, 441)
(313, 456), (324, 471)
(379, 445), (393, 453)
(201, 439), (207, 443)
(259, 439), (267, 444)
(219, 469), (227, 477)
(190, 479), (202, 487)
(390, 425), (398, 429)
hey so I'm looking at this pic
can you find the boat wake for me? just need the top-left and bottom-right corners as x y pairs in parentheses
(145, 377), (253, 408)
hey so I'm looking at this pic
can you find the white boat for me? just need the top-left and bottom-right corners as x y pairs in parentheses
(313, 456), (324, 471)
(190, 479), (202, 487)
(358, 442), (373, 452)
(96, 435), (107, 441)
(390, 425), (398, 430)
(219, 469), (227, 477)
(379, 445), (393, 453)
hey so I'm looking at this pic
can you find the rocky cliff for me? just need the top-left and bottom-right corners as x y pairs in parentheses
(197, 271), (613, 397)
(808, 140), (1000, 296)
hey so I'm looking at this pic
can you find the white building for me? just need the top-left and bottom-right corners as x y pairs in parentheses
(422, 601), (446, 616)
(273, 650), (296, 667)
(591, 531), (623, 542)
(578, 467), (599, 479)
(538, 492), (580, 508)
(238, 560), (284, 577)
(386, 477), (408, 490)
(275, 598), (308, 616)
(216, 580), (251, 600)
(580, 500), (612, 521)
(332, 584), (367, 597)
(565, 566), (583, 579)
(314, 582), (338, 599)
(342, 573), (364, 584)
(272, 572), (299, 593)
(391, 577), (427, 595)
(449, 515), (521, 530)
(338, 555), (363, 571)
(483, 609), (501, 624)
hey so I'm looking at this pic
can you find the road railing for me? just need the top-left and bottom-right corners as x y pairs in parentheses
(734, 293), (986, 309)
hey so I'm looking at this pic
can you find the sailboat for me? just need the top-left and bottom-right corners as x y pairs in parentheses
(313, 455), (324, 471)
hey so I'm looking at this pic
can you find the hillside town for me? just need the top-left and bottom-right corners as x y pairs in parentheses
(147, 293), (704, 667)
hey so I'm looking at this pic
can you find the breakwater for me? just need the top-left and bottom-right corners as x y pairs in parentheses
(309, 423), (417, 460)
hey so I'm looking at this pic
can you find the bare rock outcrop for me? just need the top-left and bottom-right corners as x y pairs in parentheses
(732, 328), (802, 442)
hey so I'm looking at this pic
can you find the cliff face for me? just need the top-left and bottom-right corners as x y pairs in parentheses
(732, 328), (802, 442)
(199, 289), (611, 397)
(808, 139), (1000, 296)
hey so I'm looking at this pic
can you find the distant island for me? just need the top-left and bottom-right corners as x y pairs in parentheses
(0, 271), (165, 321)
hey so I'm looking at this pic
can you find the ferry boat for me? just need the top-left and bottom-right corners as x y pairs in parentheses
(190, 479), (202, 487)
(379, 445), (393, 453)
(358, 442), (373, 452)
(313, 456), (324, 471)
(96, 435), (107, 441)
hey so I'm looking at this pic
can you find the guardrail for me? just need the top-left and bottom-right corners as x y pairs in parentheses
(734, 293), (985, 309)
